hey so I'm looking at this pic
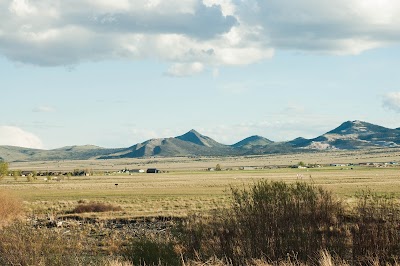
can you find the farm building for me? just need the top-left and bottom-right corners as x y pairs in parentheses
(146, 168), (161, 173)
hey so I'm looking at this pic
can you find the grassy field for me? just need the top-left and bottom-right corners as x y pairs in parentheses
(2, 162), (400, 218)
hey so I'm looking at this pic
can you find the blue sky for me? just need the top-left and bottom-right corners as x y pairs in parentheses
(1, 0), (400, 149)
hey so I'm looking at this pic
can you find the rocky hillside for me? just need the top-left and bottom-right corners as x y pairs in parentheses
(289, 120), (400, 150)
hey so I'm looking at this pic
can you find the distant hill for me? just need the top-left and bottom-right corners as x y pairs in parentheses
(99, 130), (237, 159)
(0, 120), (399, 161)
(232, 135), (273, 149)
(176, 129), (224, 147)
(0, 145), (124, 162)
(290, 120), (400, 150)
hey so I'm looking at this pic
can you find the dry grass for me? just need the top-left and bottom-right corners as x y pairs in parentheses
(104, 258), (133, 266)
(2, 149), (400, 219)
(1, 166), (400, 218)
(0, 190), (24, 227)
(71, 202), (123, 213)
(184, 250), (352, 265)
(0, 222), (101, 266)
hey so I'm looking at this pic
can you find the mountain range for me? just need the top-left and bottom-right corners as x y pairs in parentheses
(1, 120), (399, 162)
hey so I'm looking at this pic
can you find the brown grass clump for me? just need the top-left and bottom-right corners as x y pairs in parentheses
(71, 202), (122, 213)
(0, 222), (101, 265)
(0, 190), (24, 227)
(103, 258), (133, 266)
(184, 250), (351, 266)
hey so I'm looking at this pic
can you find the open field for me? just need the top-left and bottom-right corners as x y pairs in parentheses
(1, 150), (400, 265)
(8, 147), (400, 172)
(2, 151), (400, 218)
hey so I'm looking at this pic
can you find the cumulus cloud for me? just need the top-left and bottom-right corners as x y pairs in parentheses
(235, 0), (400, 55)
(0, 0), (399, 71)
(382, 92), (400, 113)
(0, 126), (44, 149)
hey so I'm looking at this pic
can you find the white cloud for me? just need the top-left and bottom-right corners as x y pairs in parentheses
(32, 105), (55, 113)
(8, 0), (36, 17)
(166, 62), (205, 77)
(0, 126), (44, 149)
(0, 0), (399, 72)
(236, 0), (400, 55)
(382, 92), (400, 113)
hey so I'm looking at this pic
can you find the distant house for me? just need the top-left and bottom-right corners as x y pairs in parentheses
(147, 168), (160, 173)
(131, 169), (145, 173)
(239, 166), (255, 170)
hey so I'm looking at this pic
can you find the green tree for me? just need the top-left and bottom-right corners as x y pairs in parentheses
(215, 164), (222, 171)
(12, 170), (21, 179)
(0, 161), (9, 180)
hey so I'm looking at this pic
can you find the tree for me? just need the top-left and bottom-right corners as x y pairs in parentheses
(215, 164), (222, 171)
(0, 161), (9, 180)
(298, 161), (306, 167)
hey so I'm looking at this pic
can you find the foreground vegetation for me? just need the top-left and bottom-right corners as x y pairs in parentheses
(1, 178), (400, 265)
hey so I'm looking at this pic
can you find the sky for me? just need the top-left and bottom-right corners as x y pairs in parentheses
(1, 0), (400, 149)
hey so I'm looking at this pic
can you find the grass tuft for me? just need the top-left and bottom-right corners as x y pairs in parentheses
(71, 202), (123, 213)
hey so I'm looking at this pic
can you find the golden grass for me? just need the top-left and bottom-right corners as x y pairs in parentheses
(0, 190), (24, 227)
(2, 149), (400, 219)
(1, 166), (400, 218)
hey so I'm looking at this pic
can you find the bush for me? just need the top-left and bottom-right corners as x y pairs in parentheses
(71, 202), (122, 213)
(0, 161), (8, 180)
(181, 181), (348, 264)
(0, 190), (24, 227)
(122, 237), (180, 266)
(352, 189), (400, 264)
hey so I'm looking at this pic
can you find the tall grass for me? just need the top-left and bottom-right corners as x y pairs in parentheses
(0, 222), (103, 265)
(181, 181), (348, 264)
(0, 190), (24, 227)
(352, 190), (400, 264)
(180, 181), (400, 265)
(122, 237), (180, 266)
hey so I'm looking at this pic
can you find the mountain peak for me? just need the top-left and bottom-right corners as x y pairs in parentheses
(233, 135), (273, 148)
(327, 120), (387, 135)
(175, 130), (211, 147)
(188, 129), (201, 135)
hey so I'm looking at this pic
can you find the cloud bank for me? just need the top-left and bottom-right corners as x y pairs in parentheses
(0, 126), (44, 149)
(1, 0), (399, 72)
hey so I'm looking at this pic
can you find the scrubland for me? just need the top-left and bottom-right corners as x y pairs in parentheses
(1, 151), (400, 265)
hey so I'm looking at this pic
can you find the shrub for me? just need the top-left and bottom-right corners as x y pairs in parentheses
(181, 181), (348, 264)
(0, 161), (8, 180)
(352, 189), (400, 264)
(71, 202), (122, 213)
(122, 237), (180, 266)
(0, 190), (24, 227)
